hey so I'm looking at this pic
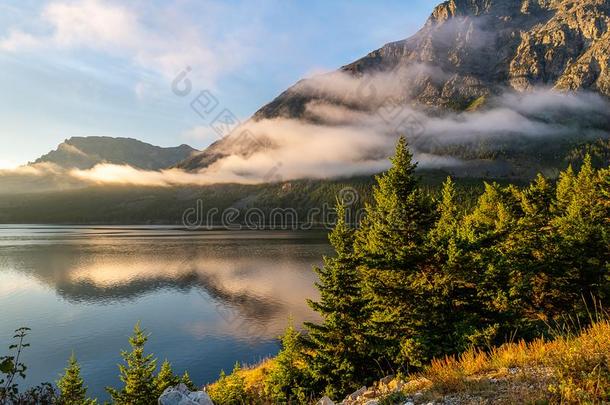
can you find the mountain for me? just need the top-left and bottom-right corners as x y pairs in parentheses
(177, 0), (610, 174)
(34, 136), (197, 170)
(257, 0), (610, 117)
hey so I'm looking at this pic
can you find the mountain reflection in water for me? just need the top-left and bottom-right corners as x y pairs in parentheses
(0, 226), (330, 400)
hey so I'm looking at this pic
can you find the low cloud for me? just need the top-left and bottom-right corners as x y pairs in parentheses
(70, 164), (255, 186)
(188, 84), (610, 182)
(1, 71), (609, 190)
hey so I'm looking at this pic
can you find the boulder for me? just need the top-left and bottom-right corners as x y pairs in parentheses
(317, 396), (335, 405)
(362, 390), (377, 399)
(346, 386), (367, 401)
(379, 375), (394, 385)
(158, 383), (214, 405)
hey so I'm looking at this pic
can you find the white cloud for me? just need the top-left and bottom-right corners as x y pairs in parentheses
(0, 158), (22, 170)
(43, 0), (139, 48)
(0, 29), (42, 51)
(0, 0), (257, 89)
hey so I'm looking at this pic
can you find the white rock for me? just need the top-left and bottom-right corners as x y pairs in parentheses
(346, 386), (367, 401)
(317, 396), (335, 405)
(380, 375), (394, 385)
(158, 383), (214, 405)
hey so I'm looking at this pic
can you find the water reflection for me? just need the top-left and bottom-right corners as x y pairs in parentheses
(0, 226), (330, 399)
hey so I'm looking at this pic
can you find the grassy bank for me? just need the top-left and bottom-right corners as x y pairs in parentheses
(206, 319), (610, 404)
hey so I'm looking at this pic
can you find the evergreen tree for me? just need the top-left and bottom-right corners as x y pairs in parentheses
(427, 177), (493, 351)
(510, 174), (556, 318)
(56, 354), (96, 405)
(552, 156), (610, 312)
(355, 136), (432, 263)
(460, 181), (527, 340)
(554, 164), (576, 214)
(106, 323), (157, 405)
(153, 360), (180, 397)
(522, 174), (553, 220)
(208, 363), (248, 405)
(265, 323), (310, 404)
(180, 371), (197, 391)
(305, 202), (371, 398)
(491, 174), (562, 337)
(431, 177), (459, 242)
(354, 136), (436, 372)
(295, 142), (610, 398)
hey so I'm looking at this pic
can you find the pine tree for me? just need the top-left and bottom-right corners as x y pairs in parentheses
(552, 156), (609, 313)
(431, 177), (459, 242)
(601, 167), (610, 223)
(305, 202), (371, 398)
(463, 182), (520, 238)
(461, 181), (527, 336)
(106, 323), (157, 405)
(208, 363), (248, 405)
(57, 354), (96, 405)
(521, 174), (553, 225)
(498, 173), (560, 334)
(264, 323), (310, 404)
(354, 136), (436, 372)
(427, 177), (488, 351)
(180, 371), (197, 391)
(153, 360), (180, 397)
(554, 164), (576, 214)
(355, 136), (432, 263)
(514, 174), (555, 307)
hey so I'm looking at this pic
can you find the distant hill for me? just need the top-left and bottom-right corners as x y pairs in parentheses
(33, 136), (198, 170)
(0, 172), (513, 224)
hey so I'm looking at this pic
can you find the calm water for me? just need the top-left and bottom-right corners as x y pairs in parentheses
(0, 225), (331, 400)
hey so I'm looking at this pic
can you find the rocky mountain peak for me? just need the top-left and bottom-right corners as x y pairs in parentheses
(176, 0), (610, 175)
(263, 0), (610, 116)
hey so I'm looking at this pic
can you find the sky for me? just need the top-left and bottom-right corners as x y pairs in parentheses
(0, 0), (437, 167)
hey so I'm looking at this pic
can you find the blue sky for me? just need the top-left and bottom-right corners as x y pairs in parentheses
(0, 0), (437, 167)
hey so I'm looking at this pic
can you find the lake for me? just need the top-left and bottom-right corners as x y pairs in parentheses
(0, 225), (331, 400)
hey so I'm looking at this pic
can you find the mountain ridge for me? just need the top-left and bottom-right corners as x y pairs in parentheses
(34, 136), (197, 170)
(176, 0), (610, 174)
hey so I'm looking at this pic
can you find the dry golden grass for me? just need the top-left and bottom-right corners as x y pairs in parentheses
(414, 320), (610, 404)
(205, 358), (276, 404)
